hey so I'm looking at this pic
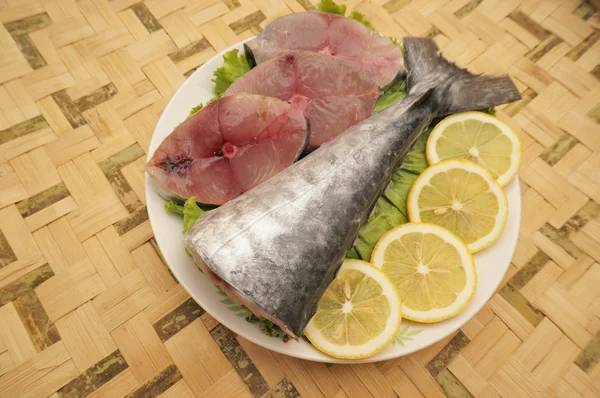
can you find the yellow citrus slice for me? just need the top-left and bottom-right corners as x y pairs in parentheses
(304, 259), (402, 359)
(371, 223), (476, 322)
(426, 111), (521, 186)
(406, 159), (508, 253)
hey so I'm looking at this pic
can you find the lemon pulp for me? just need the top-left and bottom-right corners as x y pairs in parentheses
(407, 159), (508, 253)
(372, 223), (476, 322)
(305, 260), (402, 359)
(426, 111), (521, 187)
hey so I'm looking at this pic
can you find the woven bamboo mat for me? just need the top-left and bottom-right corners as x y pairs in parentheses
(0, 0), (599, 397)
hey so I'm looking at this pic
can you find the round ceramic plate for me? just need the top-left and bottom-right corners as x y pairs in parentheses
(146, 38), (521, 364)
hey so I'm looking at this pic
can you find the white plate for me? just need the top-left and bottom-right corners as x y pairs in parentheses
(145, 38), (521, 364)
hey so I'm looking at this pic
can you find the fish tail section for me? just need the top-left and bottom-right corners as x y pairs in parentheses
(403, 37), (521, 115)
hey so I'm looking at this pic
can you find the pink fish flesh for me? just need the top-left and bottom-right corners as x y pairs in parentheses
(224, 52), (382, 150)
(244, 12), (405, 87)
(146, 93), (308, 205)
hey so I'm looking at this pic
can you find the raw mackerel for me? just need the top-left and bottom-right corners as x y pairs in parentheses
(244, 12), (404, 87)
(146, 93), (308, 205)
(185, 38), (521, 337)
(225, 51), (381, 149)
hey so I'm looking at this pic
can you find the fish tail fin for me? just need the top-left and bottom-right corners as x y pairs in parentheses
(403, 37), (521, 115)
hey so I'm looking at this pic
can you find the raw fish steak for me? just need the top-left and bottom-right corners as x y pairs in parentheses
(146, 93), (308, 205)
(224, 52), (382, 150)
(245, 12), (404, 87)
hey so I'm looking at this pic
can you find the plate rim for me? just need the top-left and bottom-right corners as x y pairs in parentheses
(145, 38), (522, 364)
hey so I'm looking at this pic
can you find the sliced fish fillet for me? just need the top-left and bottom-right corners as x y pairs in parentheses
(245, 12), (405, 87)
(146, 93), (308, 205)
(224, 52), (381, 149)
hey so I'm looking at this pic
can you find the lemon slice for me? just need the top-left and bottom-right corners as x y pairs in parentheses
(426, 111), (521, 186)
(371, 223), (476, 322)
(406, 159), (508, 253)
(304, 259), (402, 359)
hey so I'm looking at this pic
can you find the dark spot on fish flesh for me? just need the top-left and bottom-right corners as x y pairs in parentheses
(284, 54), (295, 63)
(161, 157), (193, 175)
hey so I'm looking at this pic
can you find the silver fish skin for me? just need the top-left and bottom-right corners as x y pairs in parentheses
(184, 37), (521, 337)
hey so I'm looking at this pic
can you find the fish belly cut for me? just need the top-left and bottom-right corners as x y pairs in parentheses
(146, 93), (308, 205)
(224, 52), (381, 150)
(245, 12), (404, 88)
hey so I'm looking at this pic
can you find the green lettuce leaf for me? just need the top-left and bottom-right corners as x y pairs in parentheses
(182, 197), (203, 232)
(400, 130), (431, 174)
(384, 169), (419, 218)
(165, 197), (204, 234)
(353, 197), (407, 261)
(164, 201), (184, 216)
(318, 0), (372, 29)
(349, 10), (373, 29)
(246, 314), (294, 341)
(212, 49), (251, 97)
(373, 79), (407, 114)
(346, 247), (360, 259)
(189, 102), (204, 117)
(318, 0), (346, 15)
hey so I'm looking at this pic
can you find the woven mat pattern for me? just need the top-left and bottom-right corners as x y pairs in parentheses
(0, 0), (599, 397)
